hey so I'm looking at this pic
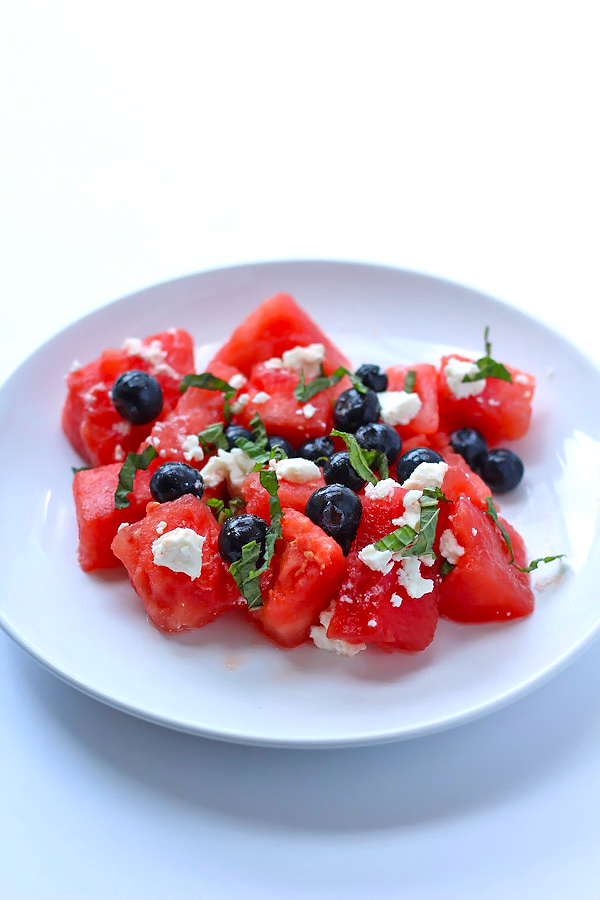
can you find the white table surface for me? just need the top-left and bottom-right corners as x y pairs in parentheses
(2, 4), (599, 897)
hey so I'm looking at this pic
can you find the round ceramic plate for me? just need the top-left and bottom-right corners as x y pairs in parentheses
(1, 260), (598, 747)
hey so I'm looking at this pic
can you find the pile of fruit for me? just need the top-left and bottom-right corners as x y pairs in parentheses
(64, 293), (557, 656)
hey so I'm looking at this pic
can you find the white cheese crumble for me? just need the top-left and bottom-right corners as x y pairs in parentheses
(230, 393), (249, 414)
(310, 609), (366, 656)
(401, 461), (448, 490)
(339, 593), (353, 604)
(472, 527), (478, 537)
(444, 357), (486, 399)
(358, 544), (395, 574)
(396, 557), (434, 599)
(200, 448), (255, 493)
(378, 390), (422, 426)
(439, 528), (465, 565)
(228, 373), (247, 390)
(390, 592), (403, 607)
(391, 489), (422, 529)
(113, 420), (132, 437)
(301, 402), (317, 419)
(113, 444), (125, 461)
(282, 343), (326, 380)
(156, 520), (168, 535)
(151, 528), (205, 580)
(252, 391), (271, 404)
(122, 337), (180, 380)
(514, 373), (529, 385)
(181, 434), (205, 463)
(367, 619), (378, 628)
(270, 457), (321, 484)
(364, 478), (399, 500)
(81, 382), (105, 405)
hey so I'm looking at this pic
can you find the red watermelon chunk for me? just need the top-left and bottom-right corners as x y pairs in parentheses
(385, 363), (440, 437)
(250, 509), (347, 648)
(437, 496), (534, 622)
(241, 470), (326, 522)
(438, 353), (535, 446)
(208, 292), (352, 376)
(63, 329), (195, 467)
(73, 463), (153, 571)
(111, 494), (242, 632)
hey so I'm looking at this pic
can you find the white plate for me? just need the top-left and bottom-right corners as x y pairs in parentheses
(1, 260), (599, 748)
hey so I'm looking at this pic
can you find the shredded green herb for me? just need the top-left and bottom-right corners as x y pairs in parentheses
(294, 366), (367, 403)
(403, 370), (417, 393)
(330, 429), (378, 485)
(114, 445), (158, 509)
(484, 497), (565, 573)
(461, 327), (513, 384)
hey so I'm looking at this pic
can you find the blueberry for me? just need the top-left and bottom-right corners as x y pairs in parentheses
(478, 448), (524, 493)
(111, 370), (163, 425)
(297, 435), (335, 464)
(355, 363), (388, 393)
(218, 513), (269, 565)
(224, 424), (254, 449)
(150, 462), (204, 503)
(305, 484), (363, 555)
(266, 435), (295, 458)
(449, 428), (488, 472)
(323, 451), (367, 493)
(395, 447), (445, 485)
(355, 422), (402, 465)
(333, 388), (381, 433)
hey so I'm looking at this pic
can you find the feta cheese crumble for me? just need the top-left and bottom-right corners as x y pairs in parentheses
(401, 461), (448, 490)
(282, 343), (326, 380)
(252, 391), (271, 404)
(310, 609), (366, 656)
(439, 528), (465, 565)
(122, 337), (180, 380)
(396, 557), (434, 599)
(181, 434), (205, 463)
(391, 489), (422, 529)
(358, 544), (395, 574)
(444, 357), (486, 399)
(378, 390), (422, 426)
(200, 448), (255, 493)
(364, 478), (399, 500)
(156, 520), (168, 535)
(230, 393), (249, 414)
(151, 528), (205, 580)
(390, 592), (403, 607)
(228, 373), (247, 390)
(270, 457), (321, 484)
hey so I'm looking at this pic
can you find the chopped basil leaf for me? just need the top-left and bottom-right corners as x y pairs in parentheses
(462, 328), (513, 384)
(229, 468), (283, 610)
(294, 366), (367, 403)
(179, 372), (237, 398)
(330, 429), (378, 485)
(114, 445), (158, 509)
(441, 559), (456, 576)
(374, 524), (418, 554)
(484, 497), (565, 572)
(207, 495), (246, 524)
(372, 488), (446, 559)
(233, 413), (278, 466)
(198, 422), (229, 452)
(404, 370), (417, 393)
(370, 449), (389, 480)
(484, 325), (492, 358)
(71, 465), (90, 474)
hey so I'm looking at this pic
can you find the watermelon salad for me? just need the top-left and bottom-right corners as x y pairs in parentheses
(64, 292), (562, 656)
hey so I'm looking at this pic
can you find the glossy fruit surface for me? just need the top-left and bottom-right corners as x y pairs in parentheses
(111, 370), (164, 425)
(449, 427), (488, 471)
(305, 484), (363, 554)
(333, 388), (380, 432)
(218, 513), (269, 564)
(479, 447), (524, 493)
(395, 447), (445, 485)
(323, 451), (367, 493)
(150, 462), (205, 503)
(355, 363), (388, 392)
(355, 422), (402, 465)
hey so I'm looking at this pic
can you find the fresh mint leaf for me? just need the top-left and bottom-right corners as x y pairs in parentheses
(372, 487), (447, 559)
(373, 524), (418, 554)
(403, 370), (417, 393)
(207, 495), (246, 524)
(71, 465), (90, 475)
(462, 328), (513, 384)
(484, 496), (565, 573)
(294, 366), (366, 403)
(179, 372), (237, 398)
(114, 445), (158, 509)
(198, 422), (229, 452)
(330, 429), (378, 485)
(441, 559), (456, 576)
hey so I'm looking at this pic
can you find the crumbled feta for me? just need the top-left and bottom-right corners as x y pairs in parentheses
(271, 457), (321, 484)
(390, 592), (403, 607)
(151, 527), (205, 580)
(472, 527), (478, 537)
(281, 343), (326, 380)
(358, 544), (395, 574)
(515, 373), (530, 385)
(301, 403), (317, 419)
(367, 619), (378, 628)
(401, 461), (448, 490)
(113, 444), (125, 461)
(81, 382), (105, 405)
(487, 398), (501, 407)
(439, 528), (465, 565)
(252, 391), (271, 404)
(378, 390), (422, 426)
(444, 357), (486, 399)
(229, 373), (247, 390)
(156, 520), (168, 535)
(263, 357), (285, 370)
(200, 448), (255, 493)
(391, 489), (422, 529)
(122, 337), (179, 379)
(310, 609), (366, 656)
(396, 557), (434, 599)
(113, 420), (132, 437)
(230, 393), (249, 414)
(181, 434), (205, 463)
(364, 478), (400, 500)
(339, 594), (353, 604)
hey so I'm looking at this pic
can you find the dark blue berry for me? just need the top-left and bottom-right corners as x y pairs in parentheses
(323, 451), (367, 493)
(449, 428), (488, 472)
(355, 363), (388, 393)
(298, 435), (335, 464)
(111, 370), (163, 425)
(224, 424), (254, 449)
(218, 513), (269, 565)
(150, 462), (204, 503)
(266, 435), (295, 458)
(333, 388), (381, 433)
(478, 448), (524, 493)
(395, 447), (445, 485)
(355, 422), (402, 465)
(305, 484), (363, 555)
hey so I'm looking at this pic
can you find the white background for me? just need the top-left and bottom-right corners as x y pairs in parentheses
(1, 3), (599, 898)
